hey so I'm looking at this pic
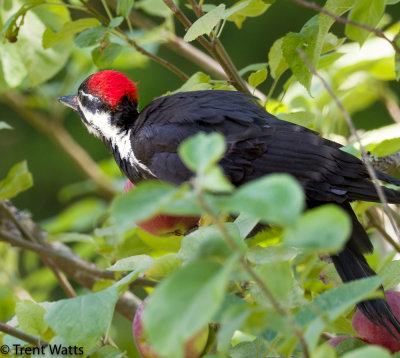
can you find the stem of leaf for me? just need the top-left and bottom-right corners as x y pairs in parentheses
(192, 181), (310, 358)
(101, 0), (114, 21)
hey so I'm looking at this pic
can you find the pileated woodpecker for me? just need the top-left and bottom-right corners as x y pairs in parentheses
(59, 70), (400, 335)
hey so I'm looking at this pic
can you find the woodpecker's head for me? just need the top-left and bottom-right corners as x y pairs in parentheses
(58, 70), (139, 140)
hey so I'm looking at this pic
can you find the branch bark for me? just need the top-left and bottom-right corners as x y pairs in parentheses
(0, 201), (141, 321)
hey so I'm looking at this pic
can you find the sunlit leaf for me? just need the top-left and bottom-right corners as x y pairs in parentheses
(248, 68), (268, 88)
(42, 18), (100, 49)
(0, 161), (33, 200)
(284, 205), (351, 253)
(184, 4), (225, 42)
(44, 286), (119, 349)
(345, 0), (385, 46)
(143, 257), (237, 358)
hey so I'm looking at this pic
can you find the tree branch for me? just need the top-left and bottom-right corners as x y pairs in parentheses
(0, 201), (141, 320)
(0, 202), (76, 298)
(0, 323), (47, 347)
(161, 0), (251, 94)
(297, 48), (400, 240)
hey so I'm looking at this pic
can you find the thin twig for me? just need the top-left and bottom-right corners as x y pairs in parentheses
(106, 0), (267, 100)
(0, 202), (141, 320)
(290, 0), (400, 56)
(383, 96), (400, 123)
(115, 30), (189, 81)
(0, 230), (115, 279)
(367, 210), (400, 253)
(297, 48), (400, 241)
(0, 323), (47, 347)
(193, 183), (310, 358)
(101, 0), (113, 20)
(161, 0), (251, 94)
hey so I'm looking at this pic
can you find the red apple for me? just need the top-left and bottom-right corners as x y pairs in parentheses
(352, 291), (400, 353)
(123, 180), (199, 237)
(133, 298), (209, 358)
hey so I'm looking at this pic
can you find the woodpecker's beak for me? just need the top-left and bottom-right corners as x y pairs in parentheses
(58, 95), (78, 111)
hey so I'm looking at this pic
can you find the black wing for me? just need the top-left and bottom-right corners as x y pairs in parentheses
(132, 90), (400, 204)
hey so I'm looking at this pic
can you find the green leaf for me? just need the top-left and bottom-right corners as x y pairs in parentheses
(179, 132), (226, 174)
(179, 224), (246, 261)
(90, 345), (126, 358)
(0, 41), (27, 87)
(248, 68), (268, 88)
(145, 254), (182, 279)
(345, 0), (385, 46)
(44, 286), (119, 349)
(226, 174), (305, 226)
(296, 276), (382, 326)
(184, 4), (226, 42)
(226, 0), (272, 28)
(16, 300), (47, 336)
(92, 43), (123, 68)
(110, 181), (179, 229)
(279, 111), (316, 129)
(172, 72), (211, 93)
(0, 161), (33, 200)
(380, 260), (400, 290)
(246, 246), (297, 264)
(197, 166), (234, 193)
(284, 205), (351, 252)
(297, 276), (382, 350)
(336, 338), (368, 355)
(108, 254), (155, 272)
(117, 0), (134, 17)
(268, 37), (287, 79)
(238, 62), (268, 76)
(233, 213), (260, 238)
(74, 26), (107, 48)
(229, 338), (267, 358)
(342, 346), (391, 358)
(90, 346), (126, 358)
(387, 0), (400, 3)
(42, 18), (100, 49)
(0, 121), (12, 130)
(143, 257), (237, 358)
(108, 16), (124, 29)
(0, 0), (71, 86)
(42, 198), (107, 234)
(136, 0), (171, 18)
(282, 16), (319, 92)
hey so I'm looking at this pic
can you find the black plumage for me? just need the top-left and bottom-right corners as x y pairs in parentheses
(60, 76), (400, 337)
(129, 90), (400, 335)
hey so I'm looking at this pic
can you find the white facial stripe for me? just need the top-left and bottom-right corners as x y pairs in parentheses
(77, 98), (154, 176)
(80, 91), (100, 102)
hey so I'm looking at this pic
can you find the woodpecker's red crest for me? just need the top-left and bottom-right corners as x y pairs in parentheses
(87, 70), (138, 108)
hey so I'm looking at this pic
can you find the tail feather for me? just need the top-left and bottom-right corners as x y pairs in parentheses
(330, 200), (400, 338)
(331, 248), (400, 338)
(377, 169), (400, 187)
